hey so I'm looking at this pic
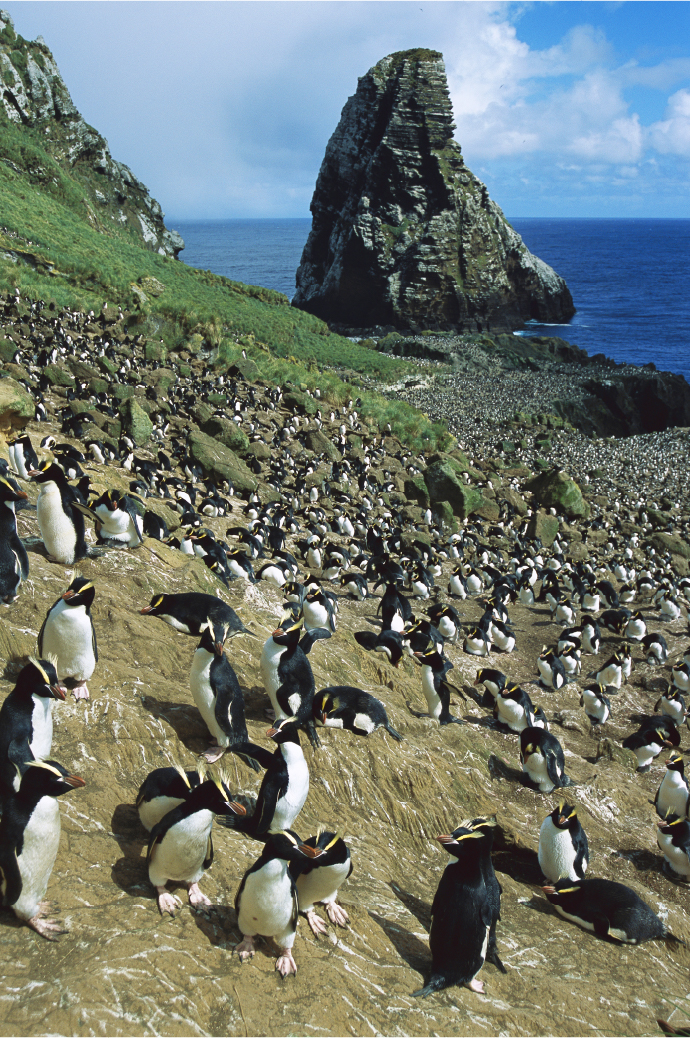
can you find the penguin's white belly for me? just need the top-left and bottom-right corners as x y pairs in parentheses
(228, 559), (249, 580)
(658, 833), (690, 877)
(139, 796), (186, 832)
(148, 809), (213, 885)
(37, 484), (77, 563)
(437, 617), (455, 639)
(272, 745), (308, 830)
(353, 712), (376, 734)
(421, 669), (442, 719)
(190, 650), (228, 746)
(261, 567), (286, 587)
(497, 699), (526, 732)
(296, 859), (351, 911)
(238, 859), (295, 943)
(260, 640), (287, 718)
(29, 695), (53, 762)
(635, 743), (660, 768)
(41, 601), (95, 681)
(537, 660), (555, 686)
(304, 604), (329, 630)
(524, 754), (554, 792)
(98, 508), (138, 544)
(538, 822), (580, 882)
(13, 797), (60, 921)
(657, 774), (689, 820)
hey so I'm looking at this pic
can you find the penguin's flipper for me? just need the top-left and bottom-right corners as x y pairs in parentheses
(252, 780), (288, 836)
(235, 752), (262, 774)
(72, 502), (99, 522)
(0, 852), (22, 908)
(213, 690), (236, 741)
(385, 724), (403, 742)
(300, 628), (332, 654)
(304, 719), (321, 749)
(13, 543), (29, 581)
(124, 501), (144, 545)
(146, 825), (164, 867)
(445, 680), (469, 703)
(233, 742), (274, 771)
(486, 940), (507, 974)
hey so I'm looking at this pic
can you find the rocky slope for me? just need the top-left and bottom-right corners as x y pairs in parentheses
(0, 10), (183, 258)
(1, 292), (690, 1036)
(293, 49), (574, 335)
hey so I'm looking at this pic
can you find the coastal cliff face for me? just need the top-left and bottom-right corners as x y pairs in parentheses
(293, 49), (574, 333)
(0, 10), (183, 258)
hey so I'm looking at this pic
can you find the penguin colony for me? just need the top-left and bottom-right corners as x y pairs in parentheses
(0, 294), (689, 1025)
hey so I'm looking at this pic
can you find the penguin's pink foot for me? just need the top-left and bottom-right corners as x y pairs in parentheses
(156, 888), (182, 916)
(234, 935), (255, 961)
(275, 949), (297, 976)
(72, 683), (90, 700)
(305, 908), (327, 936)
(25, 902), (67, 940)
(200, 745), (227, 763)
(325, 900), (349, 927)
(467, 978), (484, 993)
(187, 883), (212, 908)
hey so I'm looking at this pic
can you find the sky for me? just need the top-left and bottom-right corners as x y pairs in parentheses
(4, 1), (690, 220)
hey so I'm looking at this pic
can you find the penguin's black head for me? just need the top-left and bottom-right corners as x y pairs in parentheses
(413, 647), (451, 673)
(262, 829), (323, 864)
(551, 800), (578, 830)
(20, 759), (86, 798)
(199, 617), (230, 656)
(541, 879), (583, 902)
(657, 810), (686, 835)
(437, 816), (496, 858)
(666, 752), (685, 773)
(29, 461), (67, 484)
(17, 658), (66, 701)
(140, 593), (168, 616)
(62, 575), (95, 609)
(266, 717), (302, 745)
(0, 476), (28, 504)
(190, 776), (247, 818)
(302, 830), (349, 864)
(272, 617), (303, 646)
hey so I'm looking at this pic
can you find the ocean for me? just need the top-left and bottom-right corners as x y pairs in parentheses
(173, 217), (690, 382)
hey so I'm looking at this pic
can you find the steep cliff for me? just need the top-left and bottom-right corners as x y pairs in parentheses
(294, 49), (574, 333)
(0, 10), (183, 258)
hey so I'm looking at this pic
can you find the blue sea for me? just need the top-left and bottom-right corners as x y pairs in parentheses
(173, 217), (690, 382)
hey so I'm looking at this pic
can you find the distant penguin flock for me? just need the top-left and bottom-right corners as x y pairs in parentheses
(0, 292), (689, 1000)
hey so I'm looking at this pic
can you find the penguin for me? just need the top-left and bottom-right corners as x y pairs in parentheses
(656, 814), (690, 881)
(660, 592), (682, 623)
(580, 682), (611, 726)
(0, 658), (66, 802)
(622, 725), (672, 772)
(655, 685), (687, 726)
(226, 549), (257, 583)
(474, 668), (507, 709)
(0, 760), (85, 939)
(89, 488), (143, 547)
(8, 433), (38, 480)
(556, 643), (581, 678)
(641, 632), (668, 666)
(448, 567), (468, 599)
(655, 754), (690, 821)
(354, 628), (405, 668)
(37, 574), (97, 701)
(542, 877), (684, 944)
(0, 477), (30, 604)
(412, 817), (504, 998)
(136, 766), (203, 832)
(580, 615), (601, 655)
(221, 718), (311, 840)
(538, 801), (589, 882)
(143, 510), (169, 542)
(147, 773), (245, 915)
(594, 652), (623, 690)
(340, 572), (368, 601)
(520, 727), (571, 793)
(292, 830), (353, 935)
(29, 462), (87, 564)
(494, 684), (539, 733)
(302, 588), (337, 633)
(463, 625), (491, 657)
(234, 829), (321, 976)
(140, 592), (251, 639)
(624, 611), (647, 642)
(259, 619), (330, 745)
(189, 619), (261, 769)
(537, 647), (568, 690)
(489, 618), (516, 653)
(413, 649), (466, 726)
(313, 686), (402, 741)
(671, 663), (690, 694)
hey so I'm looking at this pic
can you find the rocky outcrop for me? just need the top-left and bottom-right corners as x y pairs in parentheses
(0, 10), (183, 257)
(293, 49), (574, 334)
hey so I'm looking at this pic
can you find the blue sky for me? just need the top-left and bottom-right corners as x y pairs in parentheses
(5, 1), (690, 219)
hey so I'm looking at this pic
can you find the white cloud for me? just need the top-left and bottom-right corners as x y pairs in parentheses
(648, 88), (690, 156)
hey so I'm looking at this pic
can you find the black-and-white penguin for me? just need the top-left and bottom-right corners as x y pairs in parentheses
(657, 814), (690, 881)
(671, 663), (690, 694)
(655, 754), (690, 821)
(537, 647), (568, 690)
(579, 682), (611, 726)
(259, 619), (329, 744)
(520, 727), (571, 793)
(137, 766), (203, 831)
(340, 572), (368, 601)
(641, 632), (668, 666)
(147, 774), (245, 915)
(37, 574), (97, 700)
(140, 592), (251, 639)
(538, 801), (589, 882)
(624, 611), (647, 642)
(313, 686), (402, 741)
(234, 829), (321, 976)
(86, 489), (144, 547)
(0, 477), (30, 604)
(30, 462), (88, 564)
(427, 603), (462, 643)
(413, 649), (466, 726)
(412, 816), (504, 998)
(0, 658), (66, 802)
(655, 685), (687, 726)
(542, 877), (683, 944)
(580, 615), (601, 655)
(622, 724), (672, 772)
(0, 760), (85, 939)
(494, 684), (540, 733)
(354, 628), (405, 667)
(463, 625), (491, 657)
(303, 587), (337, 633)
(8, 434), (38, 480)
(594, 652), (624, 690)
(189, 619), (261, 768)
(474, 668), (507, 708)
(292, 830), (353, 935)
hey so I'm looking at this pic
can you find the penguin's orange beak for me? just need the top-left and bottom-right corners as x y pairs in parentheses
(227, 802), (246, 816)
(14, 489), (28, 499)
(215, 642), (224, 656)
(64, 774), (86, 788)
(50, 684), (67, 701)
(266, 727), (279, 738)
(320, 712), (328, 724)
(63, 589), (76, 601)
(140, 605), (153, 614)
(437, 834), (455, 845)
(541, 885), (556, 895)
(298, 845), (323, 859)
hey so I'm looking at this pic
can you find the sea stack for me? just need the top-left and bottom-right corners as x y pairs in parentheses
(293, 49), (575, 334)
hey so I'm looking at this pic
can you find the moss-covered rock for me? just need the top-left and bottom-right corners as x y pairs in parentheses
(283, 389), (317, 416)
(200, 415), (250, 455)
(304, 428), (341, 462)
(526, 511), (560, 547)
(119, 397), (153, 446)
(424, 458), (483, 519)
(431, 500), (458, 532)
(43, 364), (75, 387)
(404, 475), (430, 508)
(0, 375), (34, 442)
(188, 428), (257, 494)
(525, 469), (590, 519)
(647, 532), (690, 561)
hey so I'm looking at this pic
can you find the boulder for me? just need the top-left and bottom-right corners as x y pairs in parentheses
(188, 429), (257, 495)
(119, 398), (152, 446)
(43, 364), (74, 387)
(0, 376), (34, 444)
(424, 457), (483, 519)
(525, 469), (590, 520)
(526, 511), (560, 547)
(200, 415), (250, 455)
(304, 428), (342, 462)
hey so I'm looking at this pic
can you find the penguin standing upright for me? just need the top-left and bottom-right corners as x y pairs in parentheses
(580, 682), (611, 726)
(0, 760), (85, 938)
(538, 801), (589, 882)
(542, 877), (683, 944)
(37, 575), (97, 700)
(0, 658), (66, 802)
(234, 830), (322, 976)
(520, 727), (571, 793)
(413, 649), (466, 725)
(412, 817), (504, 998)
(147, 775), (245, 915)
(655, 753), (690, 820)
(0, 477), (30, 604)
(259, 619), (329, 746)
(292, 830), (353, 935)
(29, 462), (88, 564)
(8, 434), (38, 480)
(656, 814), (690, 881)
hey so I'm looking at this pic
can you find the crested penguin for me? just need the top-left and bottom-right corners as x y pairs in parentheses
(542, 877), (683, 944)
(30, 462), (88, 564)
(259, 619), (329, 744)
(413, 649), (466, 725)
(538, 801), (589, 882)
(657, 814), (690, 881)
(37, 574), (97, 700)
(0, 658), (66, 803)
(140, 592), (251, 639)
(655, 754), (690, 821)
(90, 488), (144, 547)
(292, 830), (353, 935)
(580, 682), (611, 726)
(313, 686), (402, 740)
(537, 647), (568, 690)
(0, 476), (30, 604)
(520, 727), (571, 793)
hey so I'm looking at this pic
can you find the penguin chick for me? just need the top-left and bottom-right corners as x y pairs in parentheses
(413, 649), (466, 725)
(538, 801), (589, 882)
(0, 760), (85, 939)
(234, 829), (322, 977)
(147, 775), (245, 916)
(520, 727), (571, 793)
(542, 878), (684, 944)
(314, 686), (402, 741)
(37, 575), (97, 700)
(0, 658), (66, 802)
(292, 830), (353, 935)
(412, 817), (504, 998)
